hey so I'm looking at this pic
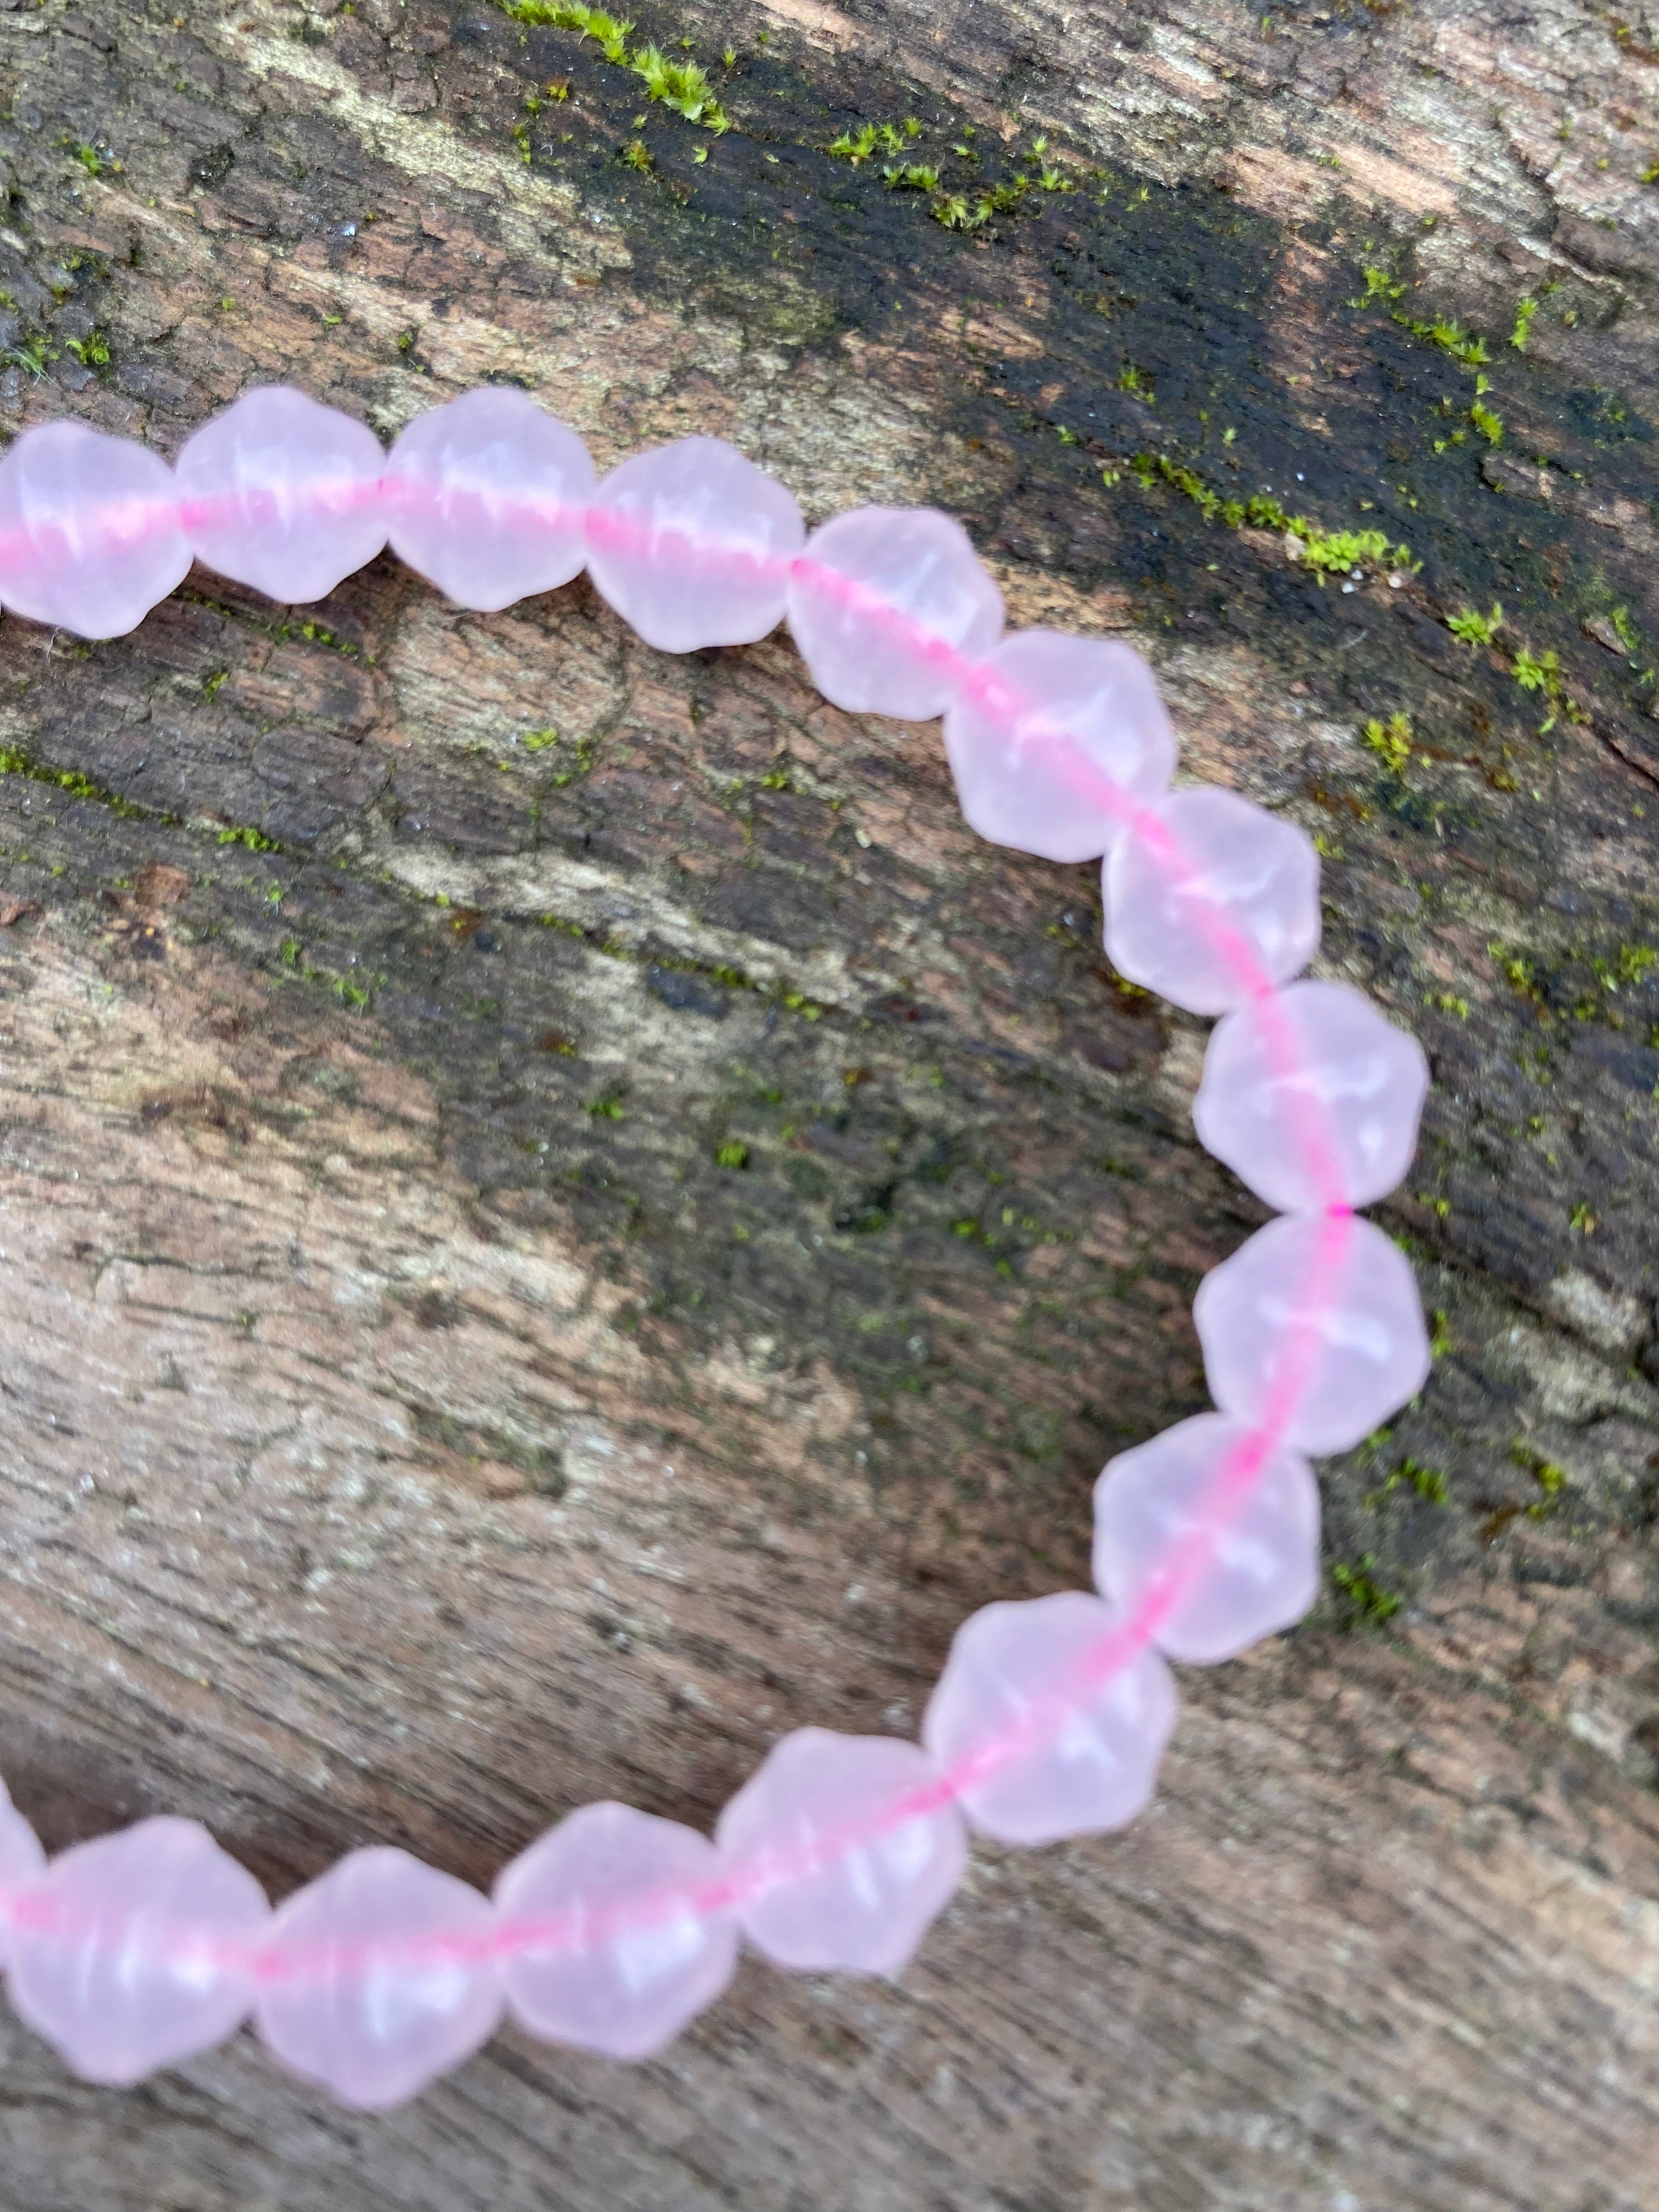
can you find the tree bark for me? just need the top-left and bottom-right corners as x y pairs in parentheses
(0, 1), (1656, 2206)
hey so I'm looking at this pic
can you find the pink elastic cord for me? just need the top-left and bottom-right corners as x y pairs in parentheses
(0, 478), (1360, 1982)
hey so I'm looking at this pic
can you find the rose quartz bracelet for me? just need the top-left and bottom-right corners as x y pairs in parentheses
(0, 386), (1431, 2109)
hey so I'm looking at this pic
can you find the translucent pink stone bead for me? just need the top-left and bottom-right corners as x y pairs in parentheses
(0, 1776), (46, 1970)
(1105, 788), (1321, 1014)
(922, 1592), (1177, 1847)
(255, 1847), (501, 2108)
(1092, 1414), (1321, 1663)
(383, 388), (595, 612)
(715, 1729), (965, 1976)
(584, 435), (804, 652)
(1194, 1213), (1431, 1455)
(176, 385), (388, 604)
(942, 630), (1176, 861)
(787, 506), (1004, 720)
(1193, 980), (1429, 1214)
(0, 421), (191, 639)
(495, 1802), (735, 2061)
(5, 1816), (269, 2086)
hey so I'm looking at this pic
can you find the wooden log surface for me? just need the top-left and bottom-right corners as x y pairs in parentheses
(0, 1), (1656, 2205)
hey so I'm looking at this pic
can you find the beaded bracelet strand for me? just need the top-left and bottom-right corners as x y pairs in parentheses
(0, 385), (1431, 2109)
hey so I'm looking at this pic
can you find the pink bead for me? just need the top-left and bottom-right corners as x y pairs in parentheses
(585, 435), (804, 652)
(0, 1777), (46, 1970)
(715, 1729), (965, 1976)
(1104, 788), (1321, 1014)
(787, 506), (1004, 720)
(942, 630), (1176, 861)
(1194, 1213), (1431, 1455)
(255, 1847), (501, 2109)
(1092, 1414), (1321, 1663)
(922, 1592), (1177, 1847)
(383, 388), (594, 612)
(176, 385), (387, 604)
(0, 421), (190, 639)
(5, 1817), (269, 2086)
(1193, 980), (1429, 1213)
(495, 1802), (735, 2061)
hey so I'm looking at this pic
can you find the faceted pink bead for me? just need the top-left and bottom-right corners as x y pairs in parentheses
(585, 435), (804, 652)
(6, 1816), (269, 2086)
(176, 385), (388, 604)
(1193, 980), (1430, 1213)
(0, 421), (190, 639)
(715, 1729), (965, 1976)
(922, 1592), (1177, 1848)
(1092, 1414), (1321, 1664)
(942, 631), (1176, 862)
(787, 506), (1004, 720)
(495, 1802), (735, 2061)
(1194, 1213), (1431, 1455)
(0, 1777), (46, 1971)
(255, 1847), (501, 2109)
(1104, 788), (1321, 1014)
(383, 388), (594, 612)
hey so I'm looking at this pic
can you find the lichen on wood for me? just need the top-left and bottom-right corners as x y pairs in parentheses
(0, 2), (1655, 2207)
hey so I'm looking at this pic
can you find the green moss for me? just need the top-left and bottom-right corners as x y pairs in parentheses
(930, 193), (990, 233)
(2, 335), (52, 380)
(1363, 713), (1413, 776)
(498, 2), (731, 131)
(1295, 523), (1410, 575)
(1407, 1460), (1451, 1513)
(280, 616), (362, 658)
(0, 742), (160, 821)
(276, 935), (381, 1009)
(828, 121), (916, 165)
(1396, 309), (1489, 365)
(1593, 942), (1656, 990)
(1509, 1442), (1568, 1519)
(1510, 295), (1538, 350)
(1128, 453), (1417, 573)
(1491, 941), (1540, 998)
(1364, 1457), (1450, 1508)
(548, 731), (597, 785)
(1351, 262), (1493, 362)
(714, 1139), (749, 1167)
(631, 44), (725, 126)
(1509, 641), (1587, 731)
(64, 330), (111, 368)
(1447, 602), (1503, 646)
(216, 823), (281, 852)
(1350, 264), (1404, 308)
(1331, 1556), (1402, 1622)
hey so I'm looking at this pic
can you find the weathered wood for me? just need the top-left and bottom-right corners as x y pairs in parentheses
(0, 1), (1655, 2205)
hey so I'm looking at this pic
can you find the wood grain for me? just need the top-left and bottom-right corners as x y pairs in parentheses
(0, 1), (1655, 2205)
